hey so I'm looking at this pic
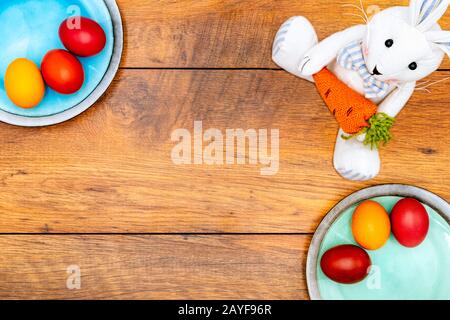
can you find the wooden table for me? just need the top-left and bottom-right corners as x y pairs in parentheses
(0, 0), (448, 299)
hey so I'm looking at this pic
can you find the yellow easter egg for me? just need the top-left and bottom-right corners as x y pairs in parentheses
(4, 58), (45, 109)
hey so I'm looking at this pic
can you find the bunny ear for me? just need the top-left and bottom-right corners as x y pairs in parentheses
(409, 0), (450, 31)
(426, 30), (450, 57)
(409, 0), (425, 26)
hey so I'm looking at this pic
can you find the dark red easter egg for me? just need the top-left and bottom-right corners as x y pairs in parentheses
(59, 16), (106, 57)
(41, 49), (84, 94)
(391, 198), (429, 248)
(320, 244), (371, 284)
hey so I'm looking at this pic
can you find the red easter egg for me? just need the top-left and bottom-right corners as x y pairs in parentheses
(320, 244), (371, 284)
(391, 198), (429, 248)
(41, 49), (84, 94)
(59, 16), (106, 57)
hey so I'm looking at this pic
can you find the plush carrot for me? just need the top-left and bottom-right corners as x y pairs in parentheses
(312, 67), (394, 149)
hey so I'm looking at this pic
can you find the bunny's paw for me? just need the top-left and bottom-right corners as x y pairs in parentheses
(272, 16), (317, 80)
(333, 129), (381, 181)
(300, 46), (330, 76)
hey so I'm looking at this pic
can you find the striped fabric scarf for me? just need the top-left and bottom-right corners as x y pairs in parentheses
(337, 41), (390, 99)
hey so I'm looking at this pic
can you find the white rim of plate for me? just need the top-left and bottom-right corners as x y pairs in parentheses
(0, 0), (123, 127)
(306, 183), (450, 300)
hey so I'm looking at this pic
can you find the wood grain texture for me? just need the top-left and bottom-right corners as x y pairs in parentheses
(0, 70), (448, 233)
(0, 235), (309, 299)
(118, 0), (450, 68)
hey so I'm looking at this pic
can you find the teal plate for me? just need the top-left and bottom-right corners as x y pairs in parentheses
(306, 184), (450, 300)
(0, 0), (122, 126)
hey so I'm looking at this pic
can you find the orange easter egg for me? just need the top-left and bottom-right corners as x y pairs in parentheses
(352, 200), (391, 250)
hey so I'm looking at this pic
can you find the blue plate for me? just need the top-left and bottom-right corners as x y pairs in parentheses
(307, 185), (450, 300)
(0, 0), (114, 118)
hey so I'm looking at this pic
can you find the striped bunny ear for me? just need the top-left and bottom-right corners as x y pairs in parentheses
(426, 30), (450, 57)
(409, 0), (450, 31)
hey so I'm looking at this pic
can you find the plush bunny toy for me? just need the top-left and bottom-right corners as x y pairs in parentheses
(273, 0), (449, 181)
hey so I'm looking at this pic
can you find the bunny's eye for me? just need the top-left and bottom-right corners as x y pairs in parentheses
(408, 62), (418, 70)
(385, 39), (394, 47)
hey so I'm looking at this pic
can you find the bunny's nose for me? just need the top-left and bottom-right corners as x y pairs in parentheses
(372, 66), (382, 75)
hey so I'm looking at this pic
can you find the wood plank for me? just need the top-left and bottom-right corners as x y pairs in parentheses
(0, 70), (448, 233)
(0, 235), (309, 299)
(118, 0), (450, 68)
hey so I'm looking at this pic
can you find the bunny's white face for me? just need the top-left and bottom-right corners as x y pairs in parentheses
(362, 7), (445, 83)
